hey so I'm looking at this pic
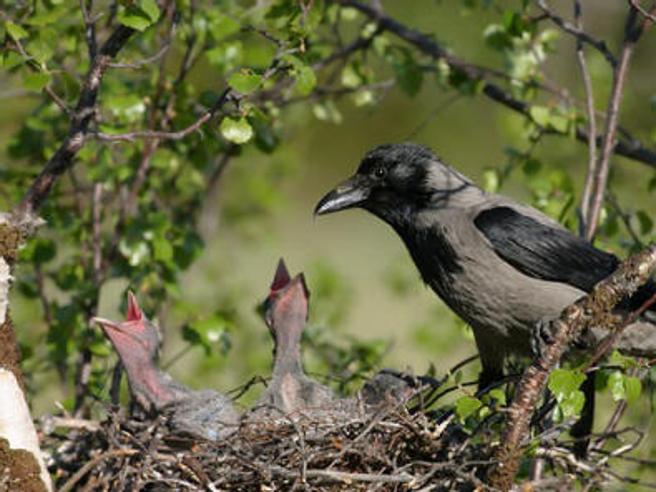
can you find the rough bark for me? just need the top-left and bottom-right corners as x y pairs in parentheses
(489, 244), (656, 490)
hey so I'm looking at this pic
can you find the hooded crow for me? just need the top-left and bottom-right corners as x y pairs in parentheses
(315, 143), (656, 388)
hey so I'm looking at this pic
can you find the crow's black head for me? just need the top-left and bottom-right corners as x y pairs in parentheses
(315, 143), (472, 225)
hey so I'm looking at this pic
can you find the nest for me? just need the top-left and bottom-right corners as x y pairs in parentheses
(40, 382), (652, 491)
(42, 395), (496, 491)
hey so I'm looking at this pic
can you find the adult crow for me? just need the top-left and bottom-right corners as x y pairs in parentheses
(315, 142), (656, 389)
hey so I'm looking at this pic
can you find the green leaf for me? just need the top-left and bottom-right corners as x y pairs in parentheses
(2, 51), (24, 70)
(140, 0), (160, 22)
(455, 396), (482, 422)
(609, 371), (626, 402)
(609, 371), (642, 403)
(548, 368), (586, 395)
(313, 101), (342, 124)
(183, 313), (232, 355)
(6, 22), (29, 40)
(220, 116), (253, 144)
(636, 210), (653, 235)
(341, 64), (362, 88)
(624, 376), (642, 404)
(391, 52), (423, 97)
(488, 388), (507, 406)
(228, 71), (262, 94)
(529, 105), (550, 127)
(118, 5), (154, 31)
(119, 238), (150, 266)
(549, 113), (569, 134)
(294, 64), (317, 96)
(482, 169), (500, 192)
(20, 238), (57, 264)
(151, 235), (173, 263)
(560, 390), (585, 418)
(24, 72), (52, 91)
(209, 13), (240, 39)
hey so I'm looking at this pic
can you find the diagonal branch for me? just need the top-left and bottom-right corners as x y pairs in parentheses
(488, 244), (656, 490)
(332, 0), (656, 169)
(629, 0), (656, 22)
(536, 0), (616, 66)
(12, 25), (136, 221)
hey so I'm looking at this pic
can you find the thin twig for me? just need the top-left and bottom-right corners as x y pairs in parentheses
(536, 0), (616, 66)
(575, 0), (598, 236)
(629, 0), (656, 22)
(584, 7), (650, 239)
(58, 448), (139, 492)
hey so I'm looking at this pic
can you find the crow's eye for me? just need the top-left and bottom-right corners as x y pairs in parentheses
(374, 167), (386, 179)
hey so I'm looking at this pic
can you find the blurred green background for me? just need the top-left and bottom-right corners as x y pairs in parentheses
(2, 3), (655, 470)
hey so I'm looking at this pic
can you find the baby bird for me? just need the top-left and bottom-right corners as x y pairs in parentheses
(253, 260), (335, 417)
(93, 292), (239, 440)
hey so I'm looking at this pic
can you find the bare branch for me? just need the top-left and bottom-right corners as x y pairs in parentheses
(629, 0), (656, 22)
(108, 42), (172, 69)
(575, 0), (599, 236)
(583, 7), (651, 239)
(536, 0), (616, 66)
(80, 0), (98, 59)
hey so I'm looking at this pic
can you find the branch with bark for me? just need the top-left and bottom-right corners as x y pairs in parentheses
(12, 24), (136, 221)
(489, 244), (656, 490)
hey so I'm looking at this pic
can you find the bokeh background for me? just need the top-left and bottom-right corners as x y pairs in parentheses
(2, 3), (655, 468)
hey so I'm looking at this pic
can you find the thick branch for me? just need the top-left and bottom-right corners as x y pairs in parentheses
(333, 0), (656, 169)
(489, 244), (656, 490)
(12, 25), (136, 221)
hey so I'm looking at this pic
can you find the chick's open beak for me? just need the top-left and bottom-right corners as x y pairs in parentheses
(91, 316), (122, 332)
(314, 175), (370, 216)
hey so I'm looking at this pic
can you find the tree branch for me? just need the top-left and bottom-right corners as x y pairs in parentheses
(332, 0), (656, 169)
(583, 7), (651, 239)
(489, 244), (656, 490)
(12, 24), (136, 221)
(536, 0), (616, 66)
(575, 0), (599, 237)
(629, 0), (656, 22)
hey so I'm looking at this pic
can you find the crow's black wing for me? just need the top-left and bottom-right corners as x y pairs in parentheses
(473, 206), (619, 292)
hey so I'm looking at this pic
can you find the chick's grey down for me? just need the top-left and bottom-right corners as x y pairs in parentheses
(315, 143), (656, 385)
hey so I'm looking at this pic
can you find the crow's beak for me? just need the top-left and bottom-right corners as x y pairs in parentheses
(314, 175), (370, 216)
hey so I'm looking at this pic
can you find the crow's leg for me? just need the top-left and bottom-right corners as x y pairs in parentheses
(474, 329), (505, 393)
(571, 370), (596, 458)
